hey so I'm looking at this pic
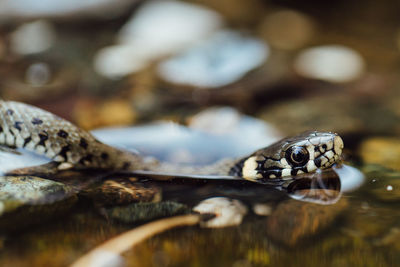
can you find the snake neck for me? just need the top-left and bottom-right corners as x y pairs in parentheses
(139, 157), (241, 177)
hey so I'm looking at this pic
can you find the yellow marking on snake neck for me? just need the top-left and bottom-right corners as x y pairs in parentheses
(242, 156), (259, 181)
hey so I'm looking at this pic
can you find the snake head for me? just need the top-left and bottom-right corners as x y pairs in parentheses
(231, 131), (344, 183)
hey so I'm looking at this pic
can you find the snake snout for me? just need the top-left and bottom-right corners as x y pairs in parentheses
(313, 135), (344, 169)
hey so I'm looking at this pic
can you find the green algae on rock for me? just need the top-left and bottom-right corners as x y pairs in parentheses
(0, 176), (77, 230)
(101, 201), (191, 224)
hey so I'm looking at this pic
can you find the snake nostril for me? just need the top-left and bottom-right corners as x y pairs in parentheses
(314, 157), (322, 167)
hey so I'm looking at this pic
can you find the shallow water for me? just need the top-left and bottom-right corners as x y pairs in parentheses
(1, 165), (400, 267)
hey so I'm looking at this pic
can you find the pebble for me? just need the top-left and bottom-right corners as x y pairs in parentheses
(25, 62), (52, 87)
(94, 0), (222, 78)
(193, 197), (248, 228)
(266, 198), (348, 246)
(157, 30), (269, 88)
(252, 203), (272, 216)
(293, 45), (365, 83)
(93, 45), (148, 79)
(10, 20), (55, 55)
(259, 10), (315, 50)
(360, 137), (400, 171)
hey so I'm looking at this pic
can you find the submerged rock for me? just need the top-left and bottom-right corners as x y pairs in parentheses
(266, 198), (348, 246)
(102, 201), (190, 223)
(0, 176), (77, 230)
(157, 30), (269, 88)
(84, 178), (161, 206)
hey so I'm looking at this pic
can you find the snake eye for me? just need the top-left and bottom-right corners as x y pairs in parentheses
(286, 146), (309, 167)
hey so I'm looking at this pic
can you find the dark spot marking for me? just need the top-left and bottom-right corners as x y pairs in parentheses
(79, 154), (93, 165)
(6, 109), (14, 115)
(322, 144), (327, 150)
(14, 121), (23, 131)
(31, 118), (43, 125)
(38, 132), (48, 146)
(58, 145), (70, 160)
(255, 160), (266, 172)
(23, 136), (32, 147)
(291, 169), (297, 176)
(79, 138), (88, 149)
(0, 126), (3, 132)
(314, 157), (322, 168)
(314, 146), (319, 152)
(122, 162), (131, 169)
(57, 130), (69, 138)
(101, 153), (109, 160)
(228, 157), (247, 177)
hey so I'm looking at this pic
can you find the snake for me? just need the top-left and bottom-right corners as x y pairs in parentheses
(0, 100), (344, 184)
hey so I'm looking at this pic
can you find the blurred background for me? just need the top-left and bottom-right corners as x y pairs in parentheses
(0, 0), (399, 164)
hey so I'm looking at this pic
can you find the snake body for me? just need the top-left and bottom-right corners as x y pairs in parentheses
(0, 100), (344, 183)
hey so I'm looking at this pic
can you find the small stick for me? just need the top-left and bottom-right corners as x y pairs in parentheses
(70, 214), (200, 267)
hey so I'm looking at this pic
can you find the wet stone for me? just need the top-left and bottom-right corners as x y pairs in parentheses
(0, 176), (77, 231)
(360, 137), (400, 172)
(101, 201), (190, 224)
(10, 20), (55, 55)
(266, 198), (348, 246)
(94, 0), (222, 78)
(293, 45), (365, 83)
(84, 178), (161, 206)
(157, 30), (269, 88)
